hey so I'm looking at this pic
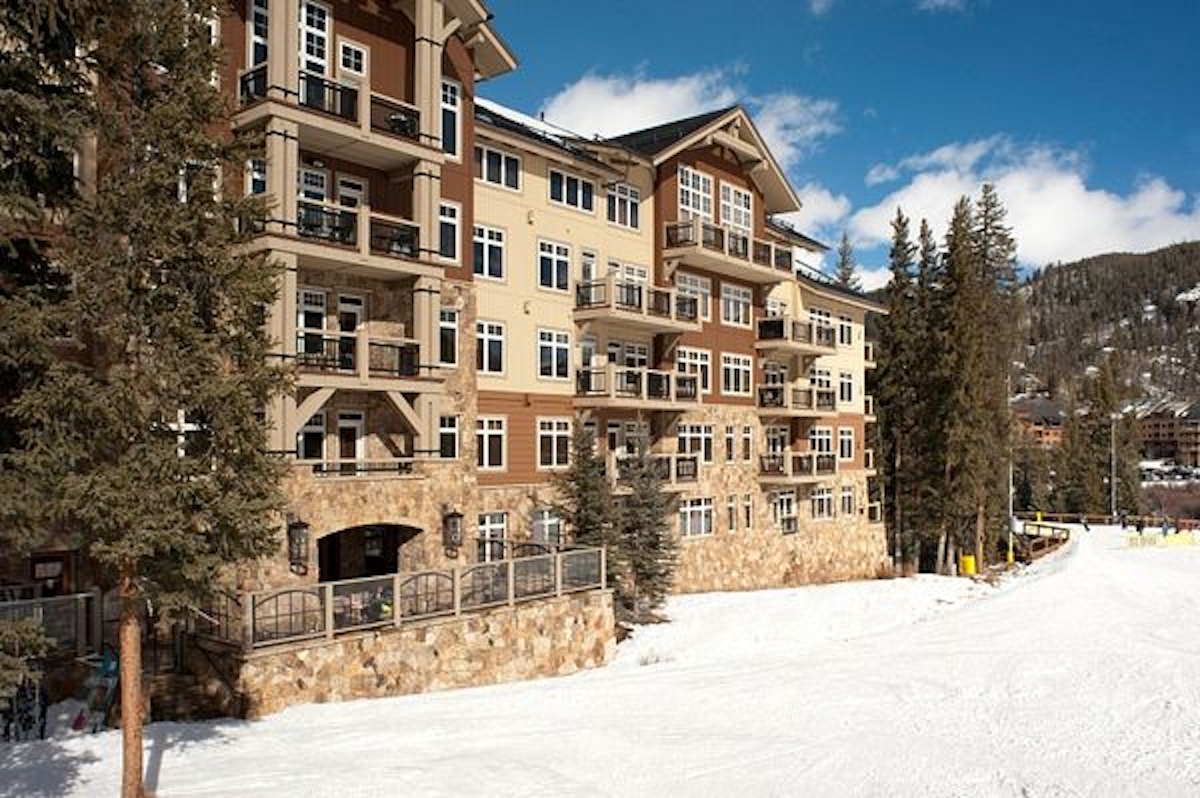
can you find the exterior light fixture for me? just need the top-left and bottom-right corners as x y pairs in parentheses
(287, 516), (310, 575)
(442, 507), (464, 553)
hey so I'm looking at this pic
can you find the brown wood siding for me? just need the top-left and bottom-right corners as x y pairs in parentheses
(297, 151), (412, 219)
(836, 413), (867, 469)
(331, 1), (414, 103)
(440, 37), (476, 282)
(476, 392), (576, 487)
(223, 1), (247, 90)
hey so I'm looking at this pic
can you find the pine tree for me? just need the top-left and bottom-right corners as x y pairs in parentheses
(615, 445), (678, 620)
(553, 422), (619, 589)
(1, 4), (286, 795)
(834, 231), (862, 291)
(0, 619), (47, 712)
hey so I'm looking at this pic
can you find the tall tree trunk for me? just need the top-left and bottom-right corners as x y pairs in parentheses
(975, 497), (986, 568)
(935, 530), (947, 575)
(119, 564), (144, 798)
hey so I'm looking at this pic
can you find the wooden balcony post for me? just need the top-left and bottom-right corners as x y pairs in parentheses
(323, 583), (334, 640)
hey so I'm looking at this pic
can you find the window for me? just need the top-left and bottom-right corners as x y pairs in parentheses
(839, 371), (855, 404)
(720, 184), (753, 232)
(607, 183), (640, 229)
(810, 427), (833, 454)
(441, 79), (460, 159)
(841, 486), (856, 516)
(476, 321), (504, 374)
(810, 368), (832, 390)
(810, 307), (832, 336)
(538, 329), (571, 380)
(678, 165), (713, 221)
(439, 203), (459, 261)
(532, 508), (563, 545)
(725, 426), (736, 463)
(676, 272), (712, 321)
(439, 416), (458, 459)
(247, 158), (266, 195)
(679, 498), (714, 538)
(474, 145), (520, 190)
(439, 309), (458, 366)
(721, 284), (752, 328)
(742, 426), (753, 462)
(766, 296), (787, 318)
(676, 347), (711, 394)
(300, 1), (329, 77)
(549, 168), (595, 212)
(721, 354), (753, 397)
(476, 417), (505, 470)
(774, 490), (797, 534)
(339, 41), (365, 80)
(248, 0), (268, 67)
(473, 224), (505, 279)
(838, 315), (853, 347)
(538, 240), (570, 291)
(838, 428), (855, 461)
(743, 495), (753, 530)
(477, 512), (506, 562)
(678, 424), (714, 464)
(812, 487), (834, 520)
(297, 413), (324, 460)
(538, 418), (571, 469)
(726, 495), (738, 532)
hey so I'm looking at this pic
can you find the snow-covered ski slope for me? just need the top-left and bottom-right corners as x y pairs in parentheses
(6, 524), (1200, 797)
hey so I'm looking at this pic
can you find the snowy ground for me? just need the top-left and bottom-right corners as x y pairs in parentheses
(5, 524), (1200, 797)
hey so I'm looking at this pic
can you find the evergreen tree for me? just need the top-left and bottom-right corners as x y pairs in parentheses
(615, 445), (678, 620)
(0, 619), (47, 712)
(553, 422), (619, 588)
(834, 231), (862, 291)
(1, 4), (286, 795)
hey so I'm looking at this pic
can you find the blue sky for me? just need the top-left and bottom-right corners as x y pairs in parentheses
(484, 0), (1200, 288)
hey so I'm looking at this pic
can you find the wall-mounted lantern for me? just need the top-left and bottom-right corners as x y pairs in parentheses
(442, 507), (464, 554)
(287, 516), (310, 575)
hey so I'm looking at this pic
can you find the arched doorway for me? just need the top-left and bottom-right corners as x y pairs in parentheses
(317, 524), (421, 582)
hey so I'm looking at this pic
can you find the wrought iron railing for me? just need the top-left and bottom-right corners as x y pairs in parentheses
(0, 592), (102, 657)
(298, 71), (358, 121)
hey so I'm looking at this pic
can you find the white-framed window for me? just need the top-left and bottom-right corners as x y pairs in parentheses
(476, 417), (506, 470)
(678, 424), (714, 464)
(441, 79), (461, 159)
(726, 495), (738, 532)
(679, 498), (714, 538)
(580, 249), (598, 283)
(537, 418), (571, 469)
(724, 425), (736, 463)
(676, 347), (711, 394)
(439, 309), (458, 366)
(477, 512), (506, 562)
(298, 166), (327, 202)
(721, 353), (753, 396)
(841, 486), (856, 516)
(773, 490), (797, 534)
(766, 296), (787, 318)
(809, 307), (832, 333)
(743, 494), (754, 530)
(721, 284), (753, 328)
(297, 412), (325, 460)
(810, 427), (833, 454)
(248, 0), (269, 68)
(838, 428), (855, 461)
(675, 272), (712, 321)
(838, 315), (854, 347)
(300, 0), (329, 77)
(766, 425), (789, 457)
(538, 240), (570, 292)
(473, 224), (505, 279)
(839, 371), (854, 404)
(720, 183), (753, 232)
(474, 145), (520, 190)
(607, 183), (640, 229)
(247, 157), (266, 195)
(336, 175), (365, 208)
(537, 328), (570, 380)
(549, 168), (595, 212)
(476, 320), (505, 374)
(678, 164), (713, 221)
(531, 508), (563, 545)
(812, 487), (834, 520)
(439, 416), (458, 459)
(439, 202), (460, 262)
(742, 426), (753, 462)
(810, 367), (832, 390)
(338, 40), (366, 81)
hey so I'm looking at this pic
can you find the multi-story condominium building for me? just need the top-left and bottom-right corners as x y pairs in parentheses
(3, 0), (885, 712)
(1138, 400), (1200, 467)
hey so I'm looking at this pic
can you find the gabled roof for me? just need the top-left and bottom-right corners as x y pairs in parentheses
(610, 107), (738, 157)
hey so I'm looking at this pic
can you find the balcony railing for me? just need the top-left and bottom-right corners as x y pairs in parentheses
(864, 448), (876, 471)
(238, 547), (606, 649)
(864, 395), (876, 417)
(291, 201), (421, 263)
(368, 95), (421, 142)
(296, 330), (422, 379)
(756, 316), (837, 351)
(0, 592), (103, 657)
(606, 452), (700, 487)
(758, 450), (838, 480)
(864, 341), (877, 365)
(663, 219), (795, 281)
(576, 365), (700, 406)
(575, 276), (699, 326)
(299, 71), (358, 121)
(299, 458), (420, 478)
(239, 64), (267, 105)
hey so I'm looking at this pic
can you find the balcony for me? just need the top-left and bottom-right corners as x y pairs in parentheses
(755, 316), (837, 356)
(236, 66), (430, 171)
(867, 502), (883, 524)
(864, 395), (876, 421)
(755, 385), (837, 417)
(864, 341), (877, 369)
(295, 458), (422, 479)
(663, 220), (794, 285)
(864, 448), (876, 472)
(758, 450), (838, 485)
(606, 452), (699, 492)
(295, 329), (436, 389)
(575, 276), (700, 334)
(575, 365), (701, 411)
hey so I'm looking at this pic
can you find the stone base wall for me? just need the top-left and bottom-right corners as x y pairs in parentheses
(226, 589), (614, 718)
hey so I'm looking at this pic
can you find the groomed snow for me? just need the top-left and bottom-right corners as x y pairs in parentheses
(5, 524), (1200, 797)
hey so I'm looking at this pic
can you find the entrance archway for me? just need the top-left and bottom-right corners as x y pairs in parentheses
(317, 524), (421, 582)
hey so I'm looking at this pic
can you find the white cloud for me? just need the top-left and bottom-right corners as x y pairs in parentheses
(849, 136), (1200, 267)
(917, 0), (967, 11)
(539, 69), (839, 171)
(809, 0), (834, 14)
(858, 266), (892, 292)
(776, 182), (852, 242)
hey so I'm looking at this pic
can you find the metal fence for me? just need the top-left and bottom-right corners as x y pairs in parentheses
(0, 592), (102, 657)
